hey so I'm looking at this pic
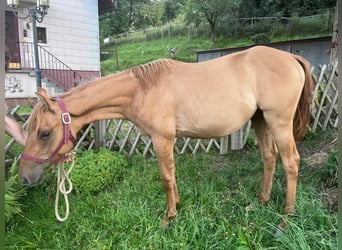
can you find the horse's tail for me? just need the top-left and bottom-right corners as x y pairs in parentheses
(293, 55), (315, 141)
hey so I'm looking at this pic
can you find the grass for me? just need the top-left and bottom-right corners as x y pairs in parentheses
(5, 129), (337, 249)
(100, 36), (233, 75)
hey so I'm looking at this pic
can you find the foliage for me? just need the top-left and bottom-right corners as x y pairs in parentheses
(185, 0), (241, 44)
(321, 149), (338, 187)
(99, 0), (335, 44)
(70, 148), (128, 194)
(239, 0), (336, 17)
(5, 158), (27, 223)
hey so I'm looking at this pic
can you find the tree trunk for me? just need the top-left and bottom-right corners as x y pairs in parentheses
(210, 23), (216, 45)
(330, 1), (338, 66)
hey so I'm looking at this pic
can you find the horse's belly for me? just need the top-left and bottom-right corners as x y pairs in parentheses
(175, 108), (253, 138)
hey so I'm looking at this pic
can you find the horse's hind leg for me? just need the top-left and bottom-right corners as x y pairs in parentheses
(151, 135), (179, 228)
(252, 112), (279, 204)
(263, 112), (300, 216)
(274, 131), (300, 215)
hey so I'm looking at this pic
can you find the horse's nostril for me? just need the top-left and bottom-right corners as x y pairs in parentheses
(21, 177), (31, 186)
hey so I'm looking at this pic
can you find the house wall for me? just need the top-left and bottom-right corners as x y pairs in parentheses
(17, 0), (100, 73)
(5, 0), (101, 101)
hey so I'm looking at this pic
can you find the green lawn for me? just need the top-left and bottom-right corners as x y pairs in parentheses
(5, 129), (337, 249)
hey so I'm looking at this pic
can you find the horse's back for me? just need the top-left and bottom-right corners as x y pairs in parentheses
(136, 46), (306, 139)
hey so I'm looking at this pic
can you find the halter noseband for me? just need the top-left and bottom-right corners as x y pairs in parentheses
(21, 97), (77, 165)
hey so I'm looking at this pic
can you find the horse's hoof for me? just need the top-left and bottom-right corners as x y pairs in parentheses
(258, 193), (270, 205)
(274, 219), (286, 237)
(160, 218), (170, 229)
(160, 213), (176, 229)
(274, 225), (285, 237)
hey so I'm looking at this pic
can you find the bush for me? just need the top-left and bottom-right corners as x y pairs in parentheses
(70, 148), (128, 194)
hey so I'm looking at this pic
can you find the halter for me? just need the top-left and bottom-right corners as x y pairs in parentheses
(21, 97), (77, 166)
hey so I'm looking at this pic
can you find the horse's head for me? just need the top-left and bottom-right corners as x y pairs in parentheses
(19, 88), (77, 187)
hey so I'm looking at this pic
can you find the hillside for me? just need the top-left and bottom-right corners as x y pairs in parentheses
(100, 36), (226, 75)
(100, 33), (332, 76)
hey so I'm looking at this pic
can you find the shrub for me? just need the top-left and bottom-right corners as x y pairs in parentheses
(70, 148), (128, 194)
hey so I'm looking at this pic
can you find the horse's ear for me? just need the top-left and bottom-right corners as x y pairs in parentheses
(36, 88), (54, 110)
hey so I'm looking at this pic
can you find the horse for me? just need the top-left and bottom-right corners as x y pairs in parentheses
(19, 46), (314, 229)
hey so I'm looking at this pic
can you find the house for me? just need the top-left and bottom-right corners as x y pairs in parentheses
(5, 0), (114, 106)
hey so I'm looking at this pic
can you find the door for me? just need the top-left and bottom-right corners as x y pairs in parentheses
(5, 11), (21, 69)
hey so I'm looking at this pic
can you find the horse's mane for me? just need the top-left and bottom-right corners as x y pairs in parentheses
(130, 59), (174, 91)
(28, 59), (175, 130)
(27, 102), (54, 132)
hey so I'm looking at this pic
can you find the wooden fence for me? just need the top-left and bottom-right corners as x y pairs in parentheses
(5, 63), (338, 160)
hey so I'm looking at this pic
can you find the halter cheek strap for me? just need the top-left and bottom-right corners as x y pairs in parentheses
(21, 97), (77, 165)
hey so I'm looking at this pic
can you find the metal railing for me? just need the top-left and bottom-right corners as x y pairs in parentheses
(19, 42), (82, 90)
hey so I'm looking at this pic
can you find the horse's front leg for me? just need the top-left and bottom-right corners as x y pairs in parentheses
(152, 135), (179, 228)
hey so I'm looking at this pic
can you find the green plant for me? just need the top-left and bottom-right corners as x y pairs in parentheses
(321, 149), (338, 187)
(5, 158), (27, 223)
(70, 148), (128, 194)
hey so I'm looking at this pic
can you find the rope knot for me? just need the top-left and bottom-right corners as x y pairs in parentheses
(54, 149), (77, 222)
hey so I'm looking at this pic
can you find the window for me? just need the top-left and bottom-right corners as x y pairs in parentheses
(37, 27), (47, 43)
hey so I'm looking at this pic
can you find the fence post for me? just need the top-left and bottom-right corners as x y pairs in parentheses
(231, 129), (244, 150)
(220, 136), (229, 155)
(94, 120), (106, 149)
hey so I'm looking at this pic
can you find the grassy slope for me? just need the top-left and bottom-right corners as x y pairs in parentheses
(100, 36), (251, 75)
(5, 130), (337, 249)
(99, 32), (330, 76)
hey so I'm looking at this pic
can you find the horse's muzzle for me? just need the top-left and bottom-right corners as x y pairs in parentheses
(19, 163), (45, 187)
(20, 174), (44, 187)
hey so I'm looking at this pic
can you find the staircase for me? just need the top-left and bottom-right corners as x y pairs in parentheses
(41, 78), (65, 97)
(19, 42), (83, 92)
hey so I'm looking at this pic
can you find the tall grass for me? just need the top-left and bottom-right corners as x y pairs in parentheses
(100, 36), (234, 75)
(5, 129), (337, 249)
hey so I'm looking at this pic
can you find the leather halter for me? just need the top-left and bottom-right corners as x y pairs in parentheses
(21, 97), (77, 165)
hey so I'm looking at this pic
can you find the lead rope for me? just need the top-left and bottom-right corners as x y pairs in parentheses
(55, 150), (77, 222)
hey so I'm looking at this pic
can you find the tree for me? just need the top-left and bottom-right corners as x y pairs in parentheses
(162, 0), (186, 23)
(187, 0), (240, 44)
(133, 1), (164, 29)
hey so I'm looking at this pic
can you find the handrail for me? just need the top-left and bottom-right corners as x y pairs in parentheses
(18, 42), (82, 90)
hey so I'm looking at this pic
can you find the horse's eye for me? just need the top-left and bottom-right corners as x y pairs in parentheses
(39, 131), (50, 140)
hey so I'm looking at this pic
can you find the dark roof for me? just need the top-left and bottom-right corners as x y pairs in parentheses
(98, 0), (114, 15)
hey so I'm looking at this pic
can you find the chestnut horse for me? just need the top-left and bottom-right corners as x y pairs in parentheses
(19, 46), (314, 228)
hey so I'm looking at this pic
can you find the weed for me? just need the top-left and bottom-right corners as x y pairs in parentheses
(321, 149), (338, 187)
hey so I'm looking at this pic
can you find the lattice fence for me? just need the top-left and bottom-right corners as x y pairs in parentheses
(5, 63), (338, 160)
(310, 63), (338, 132)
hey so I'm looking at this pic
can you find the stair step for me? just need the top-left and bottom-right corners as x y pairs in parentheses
(42, 81), (57, 88)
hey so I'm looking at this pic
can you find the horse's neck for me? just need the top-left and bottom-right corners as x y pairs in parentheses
(62, 71), (138, 128)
